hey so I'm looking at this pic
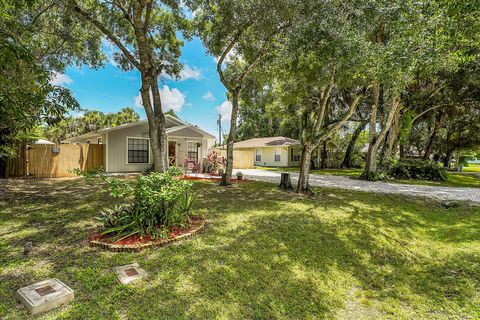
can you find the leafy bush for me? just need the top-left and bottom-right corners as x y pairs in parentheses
(167, 166), (183, 176)
(390, 159), (447, 181)
(359, 170), (387, 181)
(71, 166), (106, 180)
(202, 151), (226, 174)
(101, 172), (197, 240)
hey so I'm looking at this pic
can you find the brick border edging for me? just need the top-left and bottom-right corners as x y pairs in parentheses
(89, 219), (207, 252)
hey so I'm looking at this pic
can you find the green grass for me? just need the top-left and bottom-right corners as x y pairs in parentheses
(393, 172), (480, 188)
(259, 166), (363, 177)
(259, 166), (480, 188)
(1, 178), (480, 319)
(464, 164), (480, 173)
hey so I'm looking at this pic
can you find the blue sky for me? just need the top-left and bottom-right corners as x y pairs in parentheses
(52, 37), (230, 141)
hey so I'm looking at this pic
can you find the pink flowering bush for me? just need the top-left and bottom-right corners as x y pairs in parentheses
(202, 151), (227, 175)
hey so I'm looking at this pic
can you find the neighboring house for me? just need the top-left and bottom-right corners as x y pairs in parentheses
(216, 136), (336, 168)
(33, 139), (55, 145)
(64, 115), (215, 173)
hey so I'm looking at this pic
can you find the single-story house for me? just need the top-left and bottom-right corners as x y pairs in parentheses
(64, 115), (215, 173)
(216, 136), (336, 168)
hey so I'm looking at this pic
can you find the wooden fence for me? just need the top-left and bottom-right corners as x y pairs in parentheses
(5, 143), (104, 178)
(217, 149), (254, 169)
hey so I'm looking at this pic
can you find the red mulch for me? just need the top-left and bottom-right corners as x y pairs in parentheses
(89, 217), (203, 245)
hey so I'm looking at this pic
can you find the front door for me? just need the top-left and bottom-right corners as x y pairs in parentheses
(168, 141), (176, 166)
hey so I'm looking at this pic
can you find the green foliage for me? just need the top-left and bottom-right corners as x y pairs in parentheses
(46, 107), (140, 143)
(390, 160), (447, 182)
(71, 166), (106, 180)
(104, 177), (133, 198)
(359, 170), (387, 182)
(167, 166), (183, 177)
(100, 172), (196, 239)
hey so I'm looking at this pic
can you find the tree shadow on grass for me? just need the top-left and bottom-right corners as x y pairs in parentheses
(1, 179), (480, 319)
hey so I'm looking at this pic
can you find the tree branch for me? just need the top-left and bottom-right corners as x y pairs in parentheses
(216, 26), (249, 92)
(28, 2), (56, 29)
(73, 3), (140, 70)
(235, 22), (291, 91)
(317, 94), (362, 143)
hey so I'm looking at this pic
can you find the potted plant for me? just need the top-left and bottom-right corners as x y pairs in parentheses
(236, 172), (243, 180)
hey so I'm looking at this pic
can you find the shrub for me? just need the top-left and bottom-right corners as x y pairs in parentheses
(390, 159), (447, 181)
(101, 171), (197, 240)
(71, 166), (106, 180)
(202, 151), (226, 174)
(167, 166), (183, 176)
(359, 171), (387, 181)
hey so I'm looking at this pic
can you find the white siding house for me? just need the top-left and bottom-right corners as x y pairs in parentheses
(64, 115), (215, 173)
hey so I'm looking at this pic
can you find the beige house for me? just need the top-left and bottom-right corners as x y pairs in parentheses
(64, 115), (215, 173)
(217, 136), (336, 168)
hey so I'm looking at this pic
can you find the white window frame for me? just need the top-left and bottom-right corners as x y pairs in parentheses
(126, 136), (150, 164)
(274, 148), (281, 162)
(255, 148), (262, 162)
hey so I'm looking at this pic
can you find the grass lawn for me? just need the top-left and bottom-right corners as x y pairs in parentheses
(260, 166), (480, 188)
(464, 164), (480, 173)
(258, 166), (363, 177)
(393, 172), (480, 188)
(1, 178), (480, 319)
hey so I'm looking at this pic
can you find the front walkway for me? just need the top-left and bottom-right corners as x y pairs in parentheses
(233, 169), (480, 204)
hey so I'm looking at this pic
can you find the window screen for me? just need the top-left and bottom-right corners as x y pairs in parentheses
(274, 148), (281, 162)
(187, 142), (198, 162)
(127, 138), (149, 163)
(255, 149), (262, 162)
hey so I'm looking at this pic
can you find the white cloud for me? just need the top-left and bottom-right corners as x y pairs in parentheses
(179, 64), (202, 80)
(161, 64), (202, 81)
(202, 91), (215, 101)
(50, 72), (73, 86)
(135, 85), (186, 112)
(215, 100), (232, 123)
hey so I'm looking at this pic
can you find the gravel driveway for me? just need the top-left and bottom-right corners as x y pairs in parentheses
(233, 169), (480, 204)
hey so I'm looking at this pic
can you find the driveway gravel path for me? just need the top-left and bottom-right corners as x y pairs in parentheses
(233, 169), (480, 204)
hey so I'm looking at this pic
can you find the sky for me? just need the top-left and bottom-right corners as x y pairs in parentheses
(51, 37), (231, 141)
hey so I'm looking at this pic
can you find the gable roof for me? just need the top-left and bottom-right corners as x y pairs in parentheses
(230, 137), (301, 149)
(63, 115), (215, 142)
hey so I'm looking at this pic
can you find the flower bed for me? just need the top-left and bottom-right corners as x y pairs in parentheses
(89, 217), (206, 252)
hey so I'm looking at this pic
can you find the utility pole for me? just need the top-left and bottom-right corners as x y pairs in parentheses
(217, 114), (222, 145)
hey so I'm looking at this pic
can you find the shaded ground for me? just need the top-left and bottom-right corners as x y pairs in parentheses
(258, 166), (480, 188)
(1, 178), (480, 319)
(235, 169), (480, 203)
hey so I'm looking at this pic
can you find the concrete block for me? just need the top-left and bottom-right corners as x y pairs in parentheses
(16, 278), (74, 315)
(113, 262), (147, 284)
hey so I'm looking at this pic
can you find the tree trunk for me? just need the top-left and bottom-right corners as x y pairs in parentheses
(320, 141), (327, 169)
(140, 81), (163, 172)
(296, 143), (312, 193)
(423, 109), (445, 160)
(444, 149), (452, 168)
(363, 94), (401, 179)
(380, 107), (402, 170)
(364, 83), (380, 176)
(221, 92), (239, 186)
(279, 172), (293, 189)
(150, 78), (168, 171)
(341, 121), (366, 168)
